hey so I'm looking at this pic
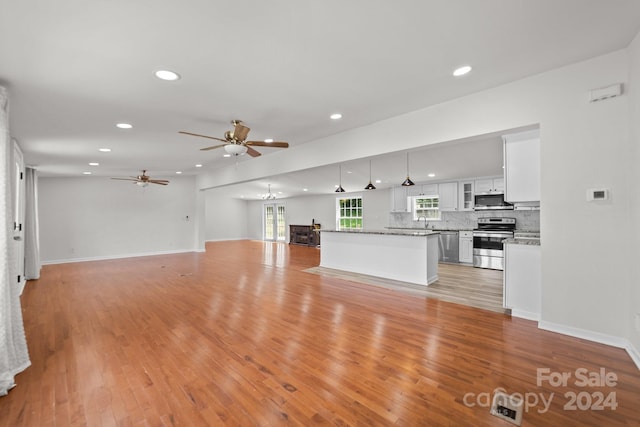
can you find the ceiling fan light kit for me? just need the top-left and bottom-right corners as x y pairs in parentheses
(224, 144), (248, 156)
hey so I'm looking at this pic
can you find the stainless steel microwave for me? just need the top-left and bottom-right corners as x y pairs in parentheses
(474, 192), (514, 211)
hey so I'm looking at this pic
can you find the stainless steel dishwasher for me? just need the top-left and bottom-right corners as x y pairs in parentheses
(438, 231), (459, 263)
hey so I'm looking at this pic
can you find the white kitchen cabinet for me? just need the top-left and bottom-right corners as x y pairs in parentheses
(458, 230), (473, 263)
(406, 183), (438, 197)
(504, 242), (541, 320)
(475, 177), (504, 193)
(458, 180), (474, 211)
(390, 186), (408, 212)
(438, 182), (458, 211)
(503, 129), (540, 203)
(406, 185), (422, 197)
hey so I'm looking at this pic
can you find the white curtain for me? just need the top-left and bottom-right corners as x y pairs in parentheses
(24, 167), (40, 281)
(0, 86), (30, 396)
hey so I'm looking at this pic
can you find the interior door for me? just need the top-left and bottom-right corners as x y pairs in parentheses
(263, 203), (286, 241)
(12, 142), (25, 293)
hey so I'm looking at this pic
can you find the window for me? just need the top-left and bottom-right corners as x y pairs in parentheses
(336, 197), (363, 230)
(413, 195), (441, 221)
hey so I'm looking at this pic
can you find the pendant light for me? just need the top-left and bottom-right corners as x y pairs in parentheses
(335, 164), (346, 192)
(364, 159), (376, 190)
(401, 152), (415, 186)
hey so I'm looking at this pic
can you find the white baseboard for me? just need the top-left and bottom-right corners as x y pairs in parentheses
(41, 248), (199, 265)
(626, 341), (640, 370)
(205, 237), (250, 242)
(511, 309), (540, 322)
(539, 320), (640, 370)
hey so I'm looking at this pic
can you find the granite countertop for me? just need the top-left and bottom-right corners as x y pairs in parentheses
(504, 238), (541, 246)
(385, 227), (474, 232)
(322, 229), (439, 236)
(505, 231), (541, 246)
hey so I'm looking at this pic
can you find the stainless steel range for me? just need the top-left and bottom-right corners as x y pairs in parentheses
(473, 217), (516, 270)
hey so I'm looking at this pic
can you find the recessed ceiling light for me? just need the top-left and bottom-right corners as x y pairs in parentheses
(99, 148), (111, 152)
(176, 171), (182, 174)
(278, 191), (283, 194)
(330, 113), (342, 120)
(154, 70), (181, 81)
(116, 123), (133, 129)
(82, 171), (92, 175)
(453, 65), (472, 77)
(89, 162), (99, 166)
(428, 173), (435, 177)
(264, 138), (274, 143)
(223, 154), (231, 158)
(303, 188), (308, 192)
(195, 164), (202, 168)
(346, 171), (352, 174)
(375, 179), (382, 184)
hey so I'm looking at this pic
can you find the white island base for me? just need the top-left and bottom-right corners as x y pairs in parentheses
(320, 230), (439, 286)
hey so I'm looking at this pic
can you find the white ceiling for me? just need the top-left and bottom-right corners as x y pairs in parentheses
(2, 1), (640, 197)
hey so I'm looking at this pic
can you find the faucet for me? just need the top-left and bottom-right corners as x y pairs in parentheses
(417, 216), (429, 229)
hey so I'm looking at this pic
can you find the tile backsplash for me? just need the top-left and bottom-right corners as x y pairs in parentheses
(389, 210), (540, 231)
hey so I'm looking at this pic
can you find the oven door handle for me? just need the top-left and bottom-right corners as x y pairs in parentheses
(473, 232), (513, 238)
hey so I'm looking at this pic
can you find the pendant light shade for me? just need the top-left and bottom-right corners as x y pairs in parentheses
(401, 152), (415, 186)
(364, 159), (376, 190)
(335, 164), (346, 192)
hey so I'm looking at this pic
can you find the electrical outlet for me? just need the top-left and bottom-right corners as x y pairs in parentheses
(491, 391), (523, 426)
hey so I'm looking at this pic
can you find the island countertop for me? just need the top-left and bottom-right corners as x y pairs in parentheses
(321, 229), (440, 236)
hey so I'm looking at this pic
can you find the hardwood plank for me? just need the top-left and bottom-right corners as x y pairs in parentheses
(305, 262), (507, 313)
(0, 240), (638, 426)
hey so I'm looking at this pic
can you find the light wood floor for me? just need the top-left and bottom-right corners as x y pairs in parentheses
(2, 240), (639, 426)
(305, 262), (507, 314)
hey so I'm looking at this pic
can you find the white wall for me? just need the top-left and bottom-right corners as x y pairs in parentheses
(39, 176), (198, 262)
(628, 33), (640, 355)
(198, 46), (638, 351)
(537, 52), (630, 340)
(204, 188), (249, 241)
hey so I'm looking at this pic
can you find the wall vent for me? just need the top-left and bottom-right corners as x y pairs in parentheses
(588, 83), (623, 102)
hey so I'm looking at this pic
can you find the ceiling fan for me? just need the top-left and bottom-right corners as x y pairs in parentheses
(111, 170), (169, 187)
(179, 119), (289, 157)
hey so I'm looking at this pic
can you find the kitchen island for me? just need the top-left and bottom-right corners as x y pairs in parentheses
(320, 229), (439, 286)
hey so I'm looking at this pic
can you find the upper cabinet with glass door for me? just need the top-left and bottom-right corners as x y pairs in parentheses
(458, 180), (474, 211)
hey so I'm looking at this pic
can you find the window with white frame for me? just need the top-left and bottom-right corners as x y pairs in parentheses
(412, 195), (441, 221)
(336, 196), (363, 230)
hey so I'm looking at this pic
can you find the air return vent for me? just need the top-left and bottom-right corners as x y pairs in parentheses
(588, 83), (623, 103)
